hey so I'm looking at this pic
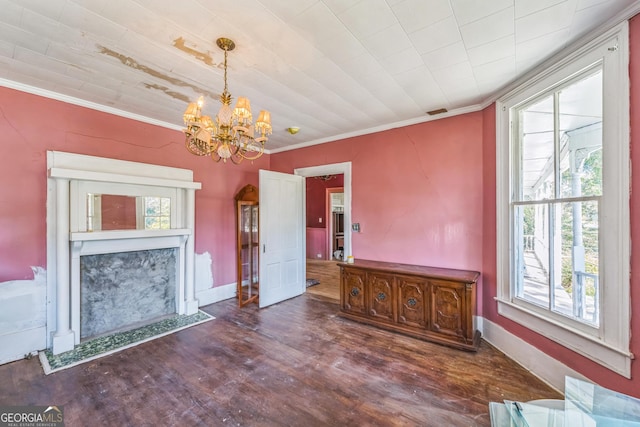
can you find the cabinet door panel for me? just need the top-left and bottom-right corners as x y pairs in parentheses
(397, 276), (428, 329)
(430, 280), (465, 338)
(368, 272), (395, 322)
(342, 269), (366, 315)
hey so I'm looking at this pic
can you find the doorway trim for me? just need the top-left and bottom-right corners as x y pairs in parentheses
(294, 162), (352, 262)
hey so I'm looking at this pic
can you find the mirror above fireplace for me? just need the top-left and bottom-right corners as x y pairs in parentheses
(86, 194), (172, 231)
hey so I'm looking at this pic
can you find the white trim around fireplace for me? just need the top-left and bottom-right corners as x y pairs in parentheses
(46, 151), (202, 355)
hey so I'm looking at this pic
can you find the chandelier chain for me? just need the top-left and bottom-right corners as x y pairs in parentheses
(222, 47), (229, 99)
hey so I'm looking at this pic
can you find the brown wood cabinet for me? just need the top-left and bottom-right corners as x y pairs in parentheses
(235, 184), (259, 307)
(339, 259), (481, 351)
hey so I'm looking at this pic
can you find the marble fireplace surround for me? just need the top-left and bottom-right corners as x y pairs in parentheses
(46, 151), (202, 355)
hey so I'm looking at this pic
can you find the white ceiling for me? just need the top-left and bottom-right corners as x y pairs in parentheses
(0, 0), (637, 151)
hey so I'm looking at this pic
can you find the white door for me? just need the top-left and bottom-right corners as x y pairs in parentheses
(259, 170), (305, 308)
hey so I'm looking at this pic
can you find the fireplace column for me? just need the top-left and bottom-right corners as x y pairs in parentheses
(52, 178), (75, 355)
(184, 188), (198, 314)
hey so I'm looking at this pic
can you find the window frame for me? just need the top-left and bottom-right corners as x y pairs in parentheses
(495, 22), (631, 377)
(511, 65), (603, 332)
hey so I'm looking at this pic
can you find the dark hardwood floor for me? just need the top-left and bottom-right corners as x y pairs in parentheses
(0, 293), (560, 426)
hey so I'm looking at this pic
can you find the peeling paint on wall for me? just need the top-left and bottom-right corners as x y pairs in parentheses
(0, 266), (47, 364)
(195, 251), (214, 291)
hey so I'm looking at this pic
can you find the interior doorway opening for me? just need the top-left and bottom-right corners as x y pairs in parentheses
(295, 162), (352, 303)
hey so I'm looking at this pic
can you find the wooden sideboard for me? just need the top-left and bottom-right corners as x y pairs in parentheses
(338, 259), (481, 351)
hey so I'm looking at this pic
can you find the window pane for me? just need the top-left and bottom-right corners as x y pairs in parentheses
(519, 95), (555, 201)
(145, 217), (159, 229)
(160, 198), (171, 216)
(515, 204), (550, 308)
(559, 70), (603, 198)
(554, 201), (599, 325)
(145, 197), (159, 215)
(516, 201), (600, 326)
(160, 217), (170, 229)
(554, 202), (573, 317)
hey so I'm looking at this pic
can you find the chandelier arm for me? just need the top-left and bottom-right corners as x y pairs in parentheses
(210, 150), (223, 163)
(229, 154), (244, 165)
(185, 133), (211, 156)
(237, 145), (265, 161)
(229, 142), (242, 165)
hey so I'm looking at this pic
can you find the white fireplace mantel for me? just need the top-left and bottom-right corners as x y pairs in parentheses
(46, 151), (202, 355)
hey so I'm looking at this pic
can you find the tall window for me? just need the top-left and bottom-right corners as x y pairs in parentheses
(513, 68), (602, 327)
(496, 23), (630, 377)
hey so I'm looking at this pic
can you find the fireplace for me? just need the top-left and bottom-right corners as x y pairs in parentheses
(80, 248), (177, 339)
(46, 151), (201, 354)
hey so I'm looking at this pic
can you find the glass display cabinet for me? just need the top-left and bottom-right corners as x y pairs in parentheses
(235, 184), (259, 307)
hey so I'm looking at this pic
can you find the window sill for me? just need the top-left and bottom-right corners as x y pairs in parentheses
(496, 298), (632, 378)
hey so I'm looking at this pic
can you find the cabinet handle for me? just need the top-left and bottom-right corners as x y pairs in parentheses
(263, 244), (265, 253)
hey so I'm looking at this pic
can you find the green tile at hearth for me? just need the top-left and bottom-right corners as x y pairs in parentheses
(42, 311), (212, 371)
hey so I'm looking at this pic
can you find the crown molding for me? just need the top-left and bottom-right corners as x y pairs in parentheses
(266, 103), (483, 154)
(0, 78), (183, 132)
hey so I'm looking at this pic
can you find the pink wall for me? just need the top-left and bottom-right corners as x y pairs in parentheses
(306, 227), (326, 259)
(272, 113), (484, 274)
(0, 87), (268, 286)
(306, 175), (344, 228)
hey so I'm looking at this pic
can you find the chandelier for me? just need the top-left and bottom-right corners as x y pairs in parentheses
(183, 38), (272, 164)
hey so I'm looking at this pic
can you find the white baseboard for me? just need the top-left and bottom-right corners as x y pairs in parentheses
(481, 317), (589, 393)
(196, 283), (236, 307)
(0, 327), (46, 365)
(474, 315), (483, 333)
